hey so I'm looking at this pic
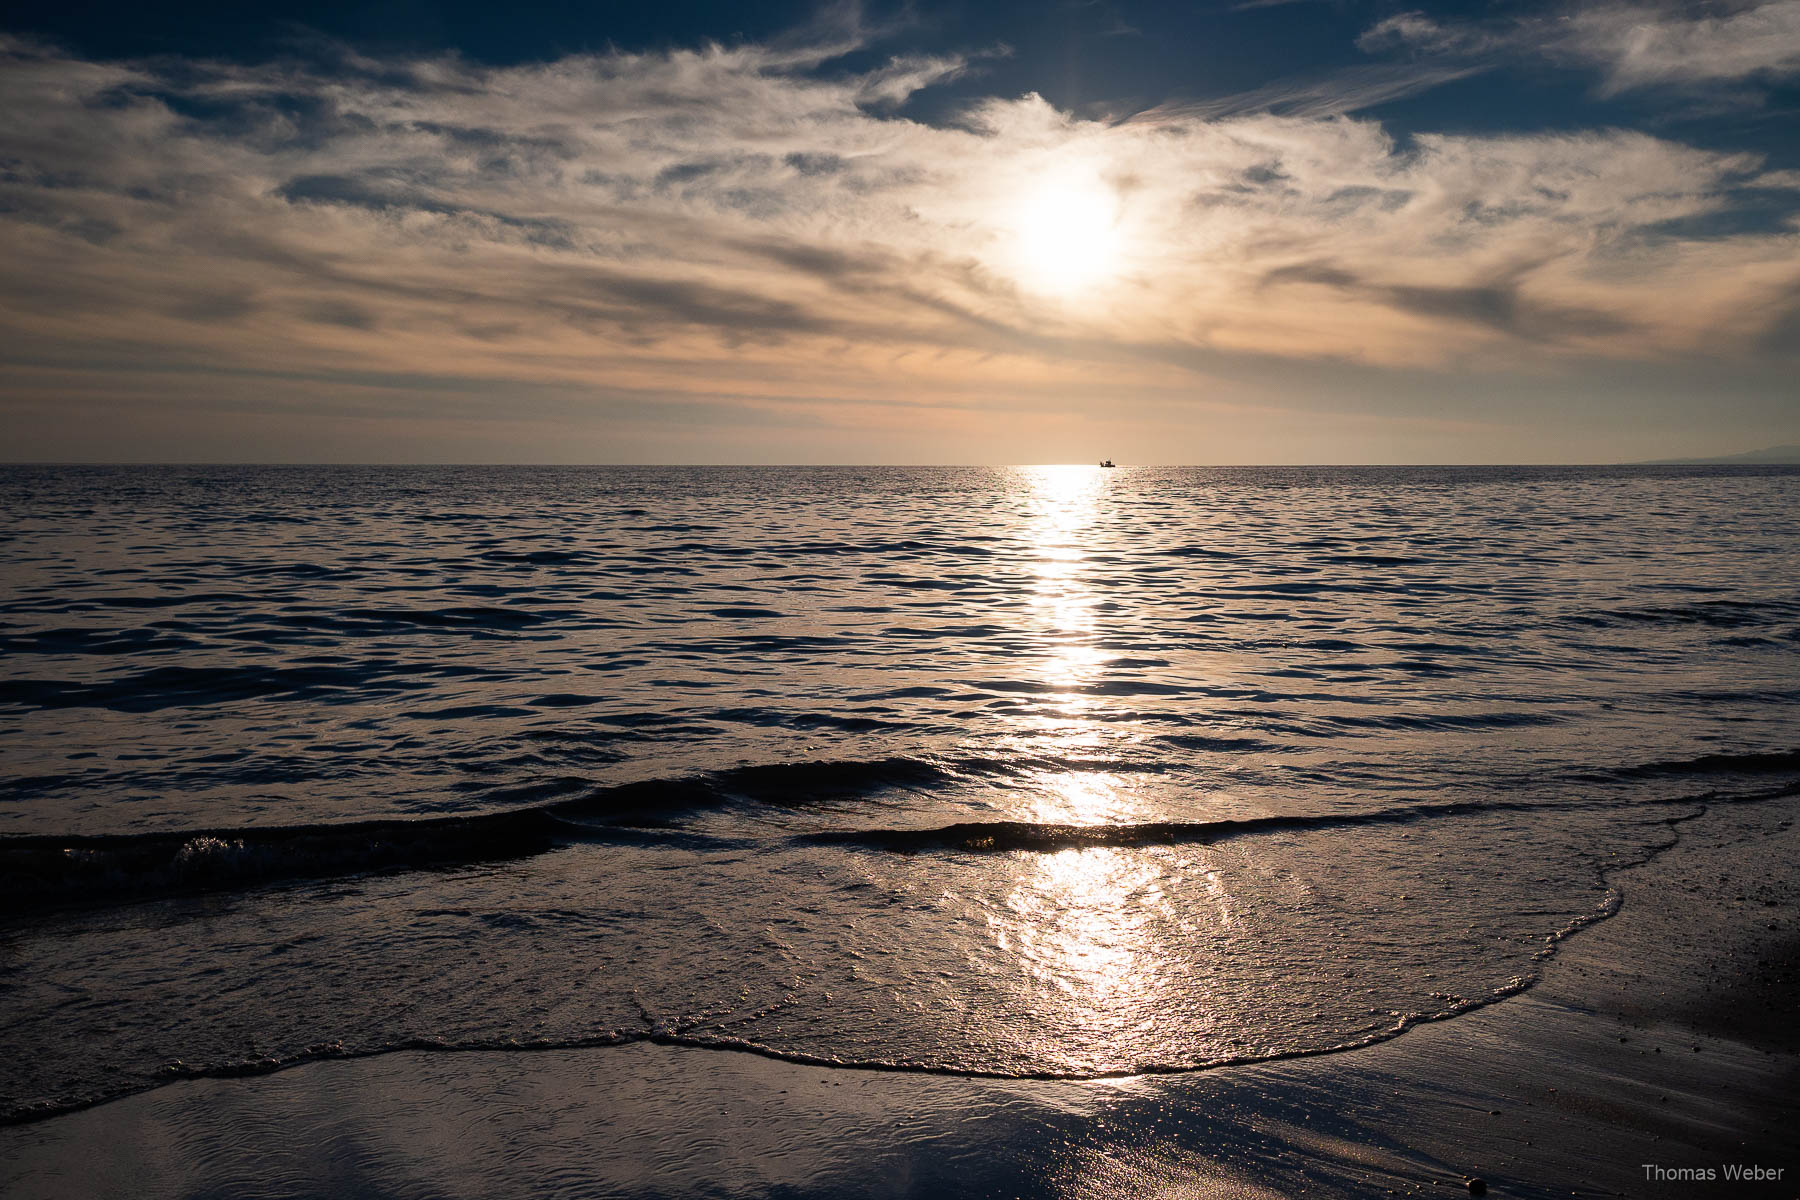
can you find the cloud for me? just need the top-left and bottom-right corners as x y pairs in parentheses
(1158, 61), (1489, 120)
(1361, 2), (1800, 96)
(1356, 13), (1506, 57)
(0, 29), (1797, 460)
(1564, 1), (1800, 93)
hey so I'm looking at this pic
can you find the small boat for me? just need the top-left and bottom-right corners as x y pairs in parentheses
(1099, 459), (1116, 468)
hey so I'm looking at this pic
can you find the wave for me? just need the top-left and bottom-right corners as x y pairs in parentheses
(266, 606), (566, 634)
(0, 608), (568, 663)
(8, 748), (1797, 909)
(2, 591), (254, 615)
(0, 627), (202, 656)
(1568, 597), (1800, 630)
(1603, 748), (1800, 780)
(0, 663), (447, 712)
(479, 549), (590, 566)
(0, 755), (967, 908)
(0, 811), (567, 908)
(799, 798), (1595, 855)
(1318, 709), (1565, 733)
(804, 751), (1800, 856)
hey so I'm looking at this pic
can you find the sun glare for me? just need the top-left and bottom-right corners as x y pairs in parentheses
(1009, 168), (1123, 296)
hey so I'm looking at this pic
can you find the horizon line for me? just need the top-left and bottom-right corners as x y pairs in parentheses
(4, 460), (1798, 470)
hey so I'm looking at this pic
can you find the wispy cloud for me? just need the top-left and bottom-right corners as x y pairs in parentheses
(1357, 12), (1512, 58)
(0, 28), (1796, 459)
(1565, 1), (1800, 94)
(1159, 61), (1489, 120)
(1361, 2), (1800, 96)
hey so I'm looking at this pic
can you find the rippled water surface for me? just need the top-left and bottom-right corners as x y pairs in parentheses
(3, 465), (1798, 1119)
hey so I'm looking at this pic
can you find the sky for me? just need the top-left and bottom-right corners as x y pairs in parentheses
(1, 0), (1796, 463)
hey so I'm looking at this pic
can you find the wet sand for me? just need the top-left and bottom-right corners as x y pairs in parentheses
(3, 794), (1795, 1199)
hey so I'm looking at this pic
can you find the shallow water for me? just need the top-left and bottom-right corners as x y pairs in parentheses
(3, 464), (1798, 1119)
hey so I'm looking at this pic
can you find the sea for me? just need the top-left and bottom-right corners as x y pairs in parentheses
(2, 464), (1798, 1123)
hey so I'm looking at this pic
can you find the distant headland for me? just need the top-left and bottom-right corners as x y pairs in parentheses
(1641, 445), (1800, 465)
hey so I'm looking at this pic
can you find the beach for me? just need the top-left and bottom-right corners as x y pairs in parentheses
(5, 784), (1793, 1199)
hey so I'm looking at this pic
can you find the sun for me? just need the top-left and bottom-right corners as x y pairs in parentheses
(1008, 167), (1123, 296)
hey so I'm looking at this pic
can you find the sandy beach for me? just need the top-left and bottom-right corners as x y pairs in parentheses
(5, 790), (1793, 1200)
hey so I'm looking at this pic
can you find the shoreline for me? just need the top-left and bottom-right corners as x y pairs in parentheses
(7, 783), (1791, 1127)
(3, 793), (1795, 1198)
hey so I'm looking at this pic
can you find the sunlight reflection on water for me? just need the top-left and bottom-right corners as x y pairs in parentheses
(1025, 466), (1107, 687)
(988, 465), (1206, 1063)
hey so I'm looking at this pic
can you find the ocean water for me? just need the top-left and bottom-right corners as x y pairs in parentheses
(2, 464), (1798, 1122)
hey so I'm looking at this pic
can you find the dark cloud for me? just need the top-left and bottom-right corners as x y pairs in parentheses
(1264, 261), (1635, 342)
(275, 171), (579, 246)
(1384, 282), (1633, 341)
(784, 151), (846, 176)
(298, 298), (378, 329)
(1260, 261), (1361, 290)
(171, 288), (261, 323)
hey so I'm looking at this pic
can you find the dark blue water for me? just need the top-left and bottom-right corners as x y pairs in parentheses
(3, 464), (1798, 1121)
